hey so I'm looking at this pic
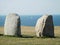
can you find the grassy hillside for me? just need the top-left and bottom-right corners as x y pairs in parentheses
(0, 26), (60, 45)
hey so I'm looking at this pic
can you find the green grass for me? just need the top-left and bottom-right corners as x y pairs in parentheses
(0, 35), (60, 45)
(0, 26), (60, 45)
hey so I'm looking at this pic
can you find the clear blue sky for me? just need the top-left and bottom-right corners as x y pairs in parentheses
(0, 0), (60, 15)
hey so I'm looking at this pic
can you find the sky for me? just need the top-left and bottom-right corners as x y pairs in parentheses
(0, 0), (60, 15)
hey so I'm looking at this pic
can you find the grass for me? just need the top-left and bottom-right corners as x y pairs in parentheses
(0, 26), (60, 45)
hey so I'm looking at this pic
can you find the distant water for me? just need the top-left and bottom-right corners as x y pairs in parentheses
(0, 15), (60, 26)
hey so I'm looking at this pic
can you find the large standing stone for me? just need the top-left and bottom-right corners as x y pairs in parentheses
(35, 15), (54, 37)
(4, 13), (21, 36)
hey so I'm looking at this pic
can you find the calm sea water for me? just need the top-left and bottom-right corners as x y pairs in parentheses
(0, 15), (60, 26)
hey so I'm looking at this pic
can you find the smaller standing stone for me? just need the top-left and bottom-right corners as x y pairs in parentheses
(4, 13), (21, 36)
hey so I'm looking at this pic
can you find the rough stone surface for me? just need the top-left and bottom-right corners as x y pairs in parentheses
(35, 15), (54, 37)
(4, 13), (21, 36)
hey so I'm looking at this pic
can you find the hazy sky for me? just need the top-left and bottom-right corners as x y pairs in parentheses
(0, 0), (60, 15)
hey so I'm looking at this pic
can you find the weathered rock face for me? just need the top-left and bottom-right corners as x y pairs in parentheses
(35, 15), (54, 37)
(4, 13), (21, 36)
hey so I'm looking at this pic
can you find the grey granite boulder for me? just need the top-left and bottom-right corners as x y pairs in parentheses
(35, 15), (54, 37)
(4, 13), (21, 36)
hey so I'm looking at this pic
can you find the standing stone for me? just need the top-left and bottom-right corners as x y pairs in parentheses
(4, 13), (21, 36)
(35, 15), (54, 37)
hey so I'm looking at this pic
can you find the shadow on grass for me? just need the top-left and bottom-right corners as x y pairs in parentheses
(21, 35), (34, 38)
(40, 36), (55, 39)
(0, 34), (60, 39)
(0, 34), (34, 38)
(54, 36), (60, 39)
(38, 36), (60, 39)
(0, 34), (3, 36)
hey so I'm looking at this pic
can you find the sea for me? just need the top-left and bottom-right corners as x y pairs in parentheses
(0, 15), (60, 26)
